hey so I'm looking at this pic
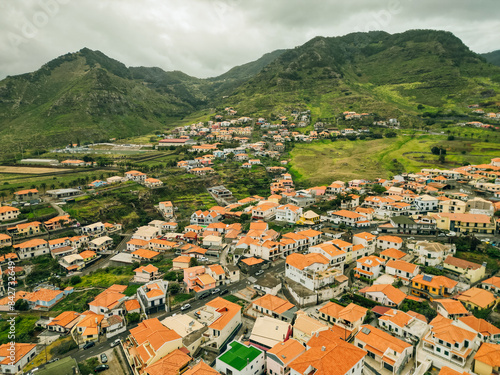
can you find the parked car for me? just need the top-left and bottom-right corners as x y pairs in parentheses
(101, 353), (108, 363)
(438, 233), (446, 236)
(27, 368), (39, 375)
(199, 291), (210, 299)
(219, 289), (229, 296)
(110, 339), (121, 348)
(255, 270), (264, 276)
(371, 231), (379, 235)
(83, 341), (95, 350)
(47, 358), (59, 364)
(94, 364), (109, 373)
(180, 303), (191, 311)
(199, 257), (209, 262)
(211, 288), (220, 295)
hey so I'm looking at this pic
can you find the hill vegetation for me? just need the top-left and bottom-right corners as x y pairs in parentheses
(481, 50), (500, 66)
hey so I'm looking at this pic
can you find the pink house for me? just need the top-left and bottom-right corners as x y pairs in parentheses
(183, 266), (216, 293)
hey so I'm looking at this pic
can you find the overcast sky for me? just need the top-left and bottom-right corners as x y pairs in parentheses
(1, 0), (499, 80)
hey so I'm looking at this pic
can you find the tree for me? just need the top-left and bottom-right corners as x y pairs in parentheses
(70, 275), (82, 285)
(372, 185), (387, 194)
(127, 312), (141, 324)
(14, 299), (29, 311)
(385, 131), (397, 138)
(189, 257), (199, 267)
(169, 282), (180, 295)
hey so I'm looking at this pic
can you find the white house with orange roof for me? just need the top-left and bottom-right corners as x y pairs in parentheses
(14, 188), (39, 201)
(137, 280), (168, 314)
(89, 284), (127, 316)
(379, 247), (406, 262)
(132, 248), (160, 262)
(481, 276), (500, 294)
(326, 181), (345, 195)
(144, 177), (163, 188)
(123, 318), (183, 375)
(252, 294), (297, 323)
(14, 238), (49, 259)
(456, 315), (500, 343)
(354, 324), (413, 374)
(134, 264), (162, 283)
(354, 255), (385, 280)
(376, 235), (403, 250)
(275, 204), (303, 223)
(318, 301), (368, 339)
(158, 200), (174, 218)
(0, 234), (12, 248)
(190, 210), (222, 225)
(359, 284), (407, 307)
(71, 311), (105, 346)
(328, 210), (369, 227)
(196, 297), (242, 350)
(352, 232), (376, 252)
(377, 308), (428, 342)
(435, 299), (469, 320)
(251, 201), (280, 221)
(0, 343), (37, 375)
(0, 206), (20, 222)
(422, 315), (480, 368)
(267, 338), (306, 375)
(385, 260), (420, 283)
(125, 170), (147, 182)
(308, 242), (346, 268)
(47, 311), (81, 333)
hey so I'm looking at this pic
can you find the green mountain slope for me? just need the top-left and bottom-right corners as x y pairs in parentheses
(223, 30), (500, 121)
(481, 50), (500, 66)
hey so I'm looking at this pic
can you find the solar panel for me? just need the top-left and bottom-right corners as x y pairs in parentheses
(361, 327), (371, 335)
(423, 275), (433, 282)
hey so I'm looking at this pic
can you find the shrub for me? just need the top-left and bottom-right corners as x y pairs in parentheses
(70, 275), (82, 285)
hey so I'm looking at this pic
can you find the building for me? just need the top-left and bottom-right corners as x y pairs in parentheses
(414, 194), (439, 212)
(216, 341), (265, 375)
(293, 311), (329, 344)
(289, 339), (366, 375)
(285, 253), (338, 291)
(385, 260), (420, 282)
(125, 170), (147, 182)
(183, 361), (221, 375)
(142, 349), (191, 375)
(328, 210), (369, 227)
(266, 339), (306, 375)
(376, 235), (403, 250)
(435, 299), (469, 320)
(136, 280), (168, 314)
(413, 241), (456, 267)
(7, 221), (42, 236)
(481, 276), (500, 294)
(0, 343), (37, 375)
(456, 288), (497, 311)
(457, 316), (500, 343)
(190, 210), (222, 225)
(377, 309), (428, 342)
(14, 238), (48, 259)
(14, 188), (39, 201)
(354, 325), (413, 374)
(134, 264), (162, 283)
(422, 316), (479, 368)
(252, 294), (297, 322)
(443, 256), (486, 284)
(359, 284), (406, 307)
(473, 343), (500, 375)
(354, 255), (385, 280)
(88, 236), (113, 252)
(318, 302), (368, 338)
(47, 311), (80, 333)
(275, 204), (303, 223)
(411, 274), (458, 300)
(158, 201), (174, 218)
(0, 234), (12, 248)
(430, 212), (495, 234)
(0, 206), (20, 222)
(379, 248), (406, 262)
(249, 316), (292, 350)
(89, 284), (127, 315)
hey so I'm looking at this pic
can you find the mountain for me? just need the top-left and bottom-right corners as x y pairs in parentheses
(224, 30), (500, 120)
(481, 50), (500, 66)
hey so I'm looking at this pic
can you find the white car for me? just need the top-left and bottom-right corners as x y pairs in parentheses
(110, 338), (121, 348)
(181, 303), (191, 311)
(370, 231), (379, 235)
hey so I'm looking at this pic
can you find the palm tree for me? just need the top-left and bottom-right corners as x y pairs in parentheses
(0, 191), (6, 202)
(40, 182), (47, 195)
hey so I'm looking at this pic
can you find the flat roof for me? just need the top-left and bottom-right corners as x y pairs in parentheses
(218, 341), (262, 371)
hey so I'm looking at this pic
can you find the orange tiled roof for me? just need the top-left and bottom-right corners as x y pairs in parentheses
(458, 316), (500, 337)
(360, 284), (406, 305)
(267, 338), (306, 366)
(377, 235), (403, 244)
(380, 248), (406, 260)
(132, 248), (160, 259)
(456, 287), (497, 309)
(286, 253), (329, 270)
(144, 349), (191, 375)
(183, 361), (221, 375)
(206, 297), (241, 331)
(0, 343), (36, 365)
(241, 257), (264, 266)
(435, 299), (468, 316)
(474, 343), (500, 368)
(253, 294), (295, 315)
(124, 299), (141, 312)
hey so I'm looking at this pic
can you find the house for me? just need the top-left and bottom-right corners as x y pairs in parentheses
(354, 255), (385, 280)
(137, 280), (168, 314)
(132, 225), (161, 241)
(379, 215), (437, 235)
(359, 284), (406, 307)
(354, 325), (413, 374)
(172, 256), (192, 270)
(142, 349), (191, 375)
(293, 311), (329, 344)
(161, 314), (205, 354)
(430, 212), (495, 235)
(385, 260), (419, 282)
(413, 241), (456, 267)
(266, 339), (306, 375)
(377, 309), (428, 342)
(289, 338), (367, 375)
(376, 235), (403, 250)
(7, 221), (42, 236)
(422, 316), (479, 368)
(144, 178), (163, 188)
(0, 343), (37, 375)
(216, 341), (265, 375)
(379, 248), (406, 262)
(26, 288), (65, 310)
(443, 256), (486, 284)
(252, 202), (279, 221)
(414, 194), (439, 212)
(14, 188), (39, 201)
(14, 238), (49, 259)
(328, 210), (369, 227)
(125, 170), (147, 182)
(0, 234), (12, 248)
(275, 204), (303, 223)
(88, 236), (113, 252)
(285, 252), (338, 291)
(456, 288), (497, 311)
(132, 248), (160, 262)
(481, 276), (500, 294)
(158, 201), (174, 218)
(47, 311), (80, 333)
(318, 302), (367, 338)
(352, 232), (376, 253)
(80, 222), (105, 237)
(44, 215), (73, 230)
(190, 210), (222, 225)
(435, 299), (469, 320)
(89, 285), (127, 315)
(473, 343), (500, 375)
(296, 210), (321, 225)
(134, 264), (162, 283)
(197, 297), (242, 350)
(439, 199), (467, 214)
(308, 242), (347, 268)
(183, 361), (221, 375)
(457, 316), (500, 343)
(0, 206), (20, 222)
(249, 316), (292, 350)
(252, 294), (297, 322)
(184, 266), (216, 293)
(123, 318), (183, 374)
(411, 274), (458, 300)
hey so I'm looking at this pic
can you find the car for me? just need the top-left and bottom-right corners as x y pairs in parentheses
(180, 303), (191, 311)
(94, 364), (109, 373)
(438, 233), (446, 237)
(370, 231), (379, 235)
(110, 339), (121, 348)
(255, 270), (264, 276)
(219, 289), (229, 296)
(83, 341), (96, 350)
(211, 288), (220, 294)
(100, 353), (108, 363)
(199, 257), (209, 262)
(199, 292), (210, 299)
(28, 368), (39, 375)
(446, 232), (457, 237)
(47, 358), (59, 364)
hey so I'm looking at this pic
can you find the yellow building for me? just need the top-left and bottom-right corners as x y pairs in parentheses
(456, 287), (497, 311)
(443, 256), (486, 284)
(430, 213), (495, 234)
(474, 343), (500, 375)
(7, 221), (42, 236)
(296, 210), (320, 225)
(411, 274), (457, 300)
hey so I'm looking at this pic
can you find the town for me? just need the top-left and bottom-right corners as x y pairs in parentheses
(1, 109), (500, 375)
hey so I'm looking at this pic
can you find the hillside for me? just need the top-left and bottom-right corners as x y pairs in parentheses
(224, 30), (500, 121)
(481, 50), (500, 67)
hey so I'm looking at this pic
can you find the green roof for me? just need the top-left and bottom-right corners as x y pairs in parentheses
(218, 341), (262, 371)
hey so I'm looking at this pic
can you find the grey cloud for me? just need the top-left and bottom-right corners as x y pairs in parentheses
(0, 0), (499, 80)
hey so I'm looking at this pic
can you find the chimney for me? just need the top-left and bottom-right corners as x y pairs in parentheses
(321, 346), (326, 351)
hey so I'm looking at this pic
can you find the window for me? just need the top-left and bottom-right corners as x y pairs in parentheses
(444, 351), (449, 356)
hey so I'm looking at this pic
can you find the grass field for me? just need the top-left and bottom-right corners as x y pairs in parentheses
(0, 166), (72, 174)
(51, 289), (102, 313)
(289, 133), (500, 185)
